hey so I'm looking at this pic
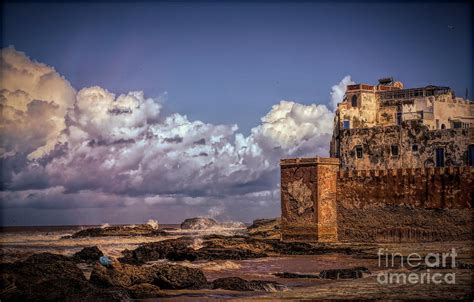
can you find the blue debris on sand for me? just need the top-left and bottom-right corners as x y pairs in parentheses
(99, 256), (112, 266)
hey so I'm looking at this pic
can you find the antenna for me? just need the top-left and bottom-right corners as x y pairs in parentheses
(465, 88), (468, 100)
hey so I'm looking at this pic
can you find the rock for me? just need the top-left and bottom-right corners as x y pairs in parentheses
(247, 218), (281, 239)
(195, 248), (266, 260)
(219, 221), (247, 228)
(127, 283), (163, 299)
(69, 224), (168, 238)
(274, 272), (320, 279)
(90, 261), (207, 290)
(0, 252), (131, 302)
(180, 217), (218, 230)
(152, 264), (207, 289)
(211, 277), (287, 292)
(119, 238), (195, 264)
(119, 238), (267, 264)
(7, 253), (86, 287)
(248, 218), (280, 229)
(319, 267), (369, 279)
(90, 262), (155, 288)
(17, 278), (131, 302)
(72, 246), (104, 263)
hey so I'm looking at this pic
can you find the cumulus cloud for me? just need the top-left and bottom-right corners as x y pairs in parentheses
(0, 47), (76, 160)
(0, 47), (352, 224)
(329, 75), (354, 110)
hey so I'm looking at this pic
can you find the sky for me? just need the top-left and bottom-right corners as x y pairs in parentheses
(0, 1), (472, 226)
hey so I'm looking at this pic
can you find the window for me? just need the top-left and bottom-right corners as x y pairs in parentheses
(355, 146), (363, 159)
(391, 145), (399, 157)
(468, 145), (474, 166)
(396, 112), (402, 125)
(412, 144), (419, 153)
(342, 120), (350, 129)
(441, 124), (446, 129)
(436, 148), (445, 167)
(453, 121), (462, 129)
(351, 95), (358, 107)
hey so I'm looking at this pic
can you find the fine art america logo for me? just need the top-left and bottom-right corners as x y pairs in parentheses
(377, 248), (457, 285)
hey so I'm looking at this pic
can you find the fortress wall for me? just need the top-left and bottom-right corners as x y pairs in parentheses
(337, 124), (472, 170)
(336, 167), (474, 242)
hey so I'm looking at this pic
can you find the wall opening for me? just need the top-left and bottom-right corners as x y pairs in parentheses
(391, 145), (399, 157)
(343, 120), (350, 129)
(351, 95), (358, 107)
(355, 146), (363, 159)
(436, 148), (445, 167)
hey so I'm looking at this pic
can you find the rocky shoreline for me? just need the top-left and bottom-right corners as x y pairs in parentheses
(1, 218), (473, 301)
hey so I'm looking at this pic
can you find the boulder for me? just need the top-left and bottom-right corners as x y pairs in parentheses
(180, 217), (218, 230)
(319, 267), (369, 279)
(90, 262), (154, 288)
(211, 277), (287, 292)
(119, 238), (195, 264)
(90, 261), (207, 290)
(127, 283), (163, 299)
(4, 253), (86, 289)
(72, 246), (104, 263)
(16, 278), (131, 302)
(152, 264), (208, 289)
(0, 252), (131, 302)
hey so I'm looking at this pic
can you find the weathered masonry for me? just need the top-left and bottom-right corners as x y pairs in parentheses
(281, 78), (473, 243)
(280, 158), (339, 242)
(330, 78), (474, 170)
(281, 158), (473, 243)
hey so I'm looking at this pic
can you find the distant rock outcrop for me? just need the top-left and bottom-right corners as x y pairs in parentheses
(119, 238), (267, 264)
(180, 217), (246, 230)
(247, 218), (281, 239)
(69, 224), (167, 238)
(180, 217), (218, 230)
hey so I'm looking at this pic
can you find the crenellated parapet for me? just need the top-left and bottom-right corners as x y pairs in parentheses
(280, 156), (473, 243)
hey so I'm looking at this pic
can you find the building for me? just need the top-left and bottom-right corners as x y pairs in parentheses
(280, 78), (473, 243)
(330, 78), (474, 170)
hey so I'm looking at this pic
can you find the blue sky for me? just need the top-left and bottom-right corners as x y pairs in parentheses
(3, 1), (472, 134)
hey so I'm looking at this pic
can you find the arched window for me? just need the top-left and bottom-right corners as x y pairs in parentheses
(351, 95), (358, 107)
(441, 124), (446, 129)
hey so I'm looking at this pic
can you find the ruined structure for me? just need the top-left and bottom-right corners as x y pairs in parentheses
(281, 79), (473, 243)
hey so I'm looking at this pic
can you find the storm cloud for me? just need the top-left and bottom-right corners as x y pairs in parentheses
(0, 47), (353, 225)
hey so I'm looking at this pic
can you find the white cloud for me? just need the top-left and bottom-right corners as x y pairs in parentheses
(329, 75), (354, 110)
(0, 46), (76, 159)
(0, 47), (352, 224)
